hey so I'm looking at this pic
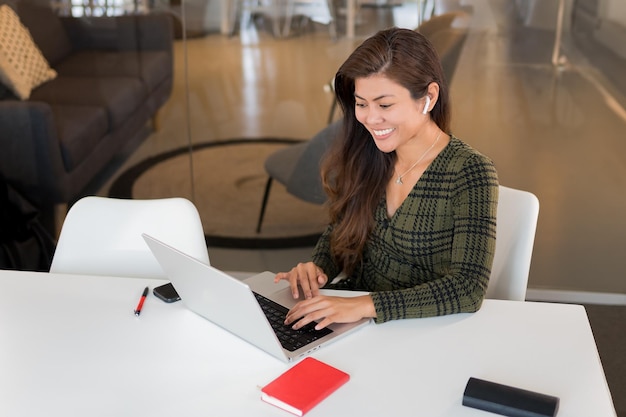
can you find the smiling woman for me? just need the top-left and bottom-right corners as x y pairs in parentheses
(274, 27), (499, 332)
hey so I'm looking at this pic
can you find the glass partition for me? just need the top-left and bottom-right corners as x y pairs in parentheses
(2, 0), (626, 286)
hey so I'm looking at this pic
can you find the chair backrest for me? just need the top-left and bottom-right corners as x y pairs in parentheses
(285, 119), (342, 204)
(417, 11), (461, 39)
(50, 196), (209, 278)
(486, 186), (540, 301)
(417, 11), (471, 84)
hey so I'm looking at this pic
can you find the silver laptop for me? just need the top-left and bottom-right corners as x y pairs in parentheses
(142, 233), (371, 362)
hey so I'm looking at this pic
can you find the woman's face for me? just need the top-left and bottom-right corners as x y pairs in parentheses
(354, 74), (429, 154)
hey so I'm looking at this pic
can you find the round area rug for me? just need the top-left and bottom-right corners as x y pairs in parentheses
(108, 139), (328, 249)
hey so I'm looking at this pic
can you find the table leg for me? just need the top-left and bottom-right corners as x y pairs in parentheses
(346, 0), (355, 38)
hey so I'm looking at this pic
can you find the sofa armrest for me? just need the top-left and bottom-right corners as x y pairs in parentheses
(0, 101), (68, 204)
(60, 13), (174, 52)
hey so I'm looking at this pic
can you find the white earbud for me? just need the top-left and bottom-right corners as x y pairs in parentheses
(422, 96), (431, 114)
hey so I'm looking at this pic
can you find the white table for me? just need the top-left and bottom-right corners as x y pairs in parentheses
(0, 270), (617, 417)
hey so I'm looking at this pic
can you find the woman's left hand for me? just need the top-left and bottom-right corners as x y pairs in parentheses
(285, 295), (376, 330)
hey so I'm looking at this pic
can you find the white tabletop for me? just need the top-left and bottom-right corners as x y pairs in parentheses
(0, 270), (617, 417)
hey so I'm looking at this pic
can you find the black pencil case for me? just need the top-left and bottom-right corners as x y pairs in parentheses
(462, 377), (559, 417)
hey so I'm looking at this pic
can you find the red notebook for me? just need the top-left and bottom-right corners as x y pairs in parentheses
(260, 357), (350, 416)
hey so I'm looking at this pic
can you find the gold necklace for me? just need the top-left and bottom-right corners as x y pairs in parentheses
(394, 131), (442, 185)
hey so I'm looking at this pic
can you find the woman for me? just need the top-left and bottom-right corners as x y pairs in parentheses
(275, 27), (499, 330)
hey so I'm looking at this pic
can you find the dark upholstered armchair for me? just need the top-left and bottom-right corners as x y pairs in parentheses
(0, 0), (174, 215)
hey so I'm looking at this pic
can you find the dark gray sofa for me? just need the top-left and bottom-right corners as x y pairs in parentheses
(0, 0), (174, 211)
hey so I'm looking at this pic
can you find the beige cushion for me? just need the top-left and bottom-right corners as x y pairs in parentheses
(0, 5), (57, 100)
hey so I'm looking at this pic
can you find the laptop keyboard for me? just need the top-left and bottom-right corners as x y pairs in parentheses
(253, 292), (333, 352)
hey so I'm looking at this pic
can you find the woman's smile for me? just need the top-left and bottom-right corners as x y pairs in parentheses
(372, 127), (395, 139)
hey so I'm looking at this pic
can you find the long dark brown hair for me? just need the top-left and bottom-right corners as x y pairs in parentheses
(321, 27), (451, 275)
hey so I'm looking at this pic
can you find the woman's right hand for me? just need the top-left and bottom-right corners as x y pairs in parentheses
(273, 262), (328, 300)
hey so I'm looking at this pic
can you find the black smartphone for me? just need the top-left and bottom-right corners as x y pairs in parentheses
(153, 282), (181, 303)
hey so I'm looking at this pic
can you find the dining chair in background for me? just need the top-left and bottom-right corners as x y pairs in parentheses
(283, 0), (337, 39)
(50, 196), (209, 278)
(416, 10), (471, 84)
(256, 120), (342, 233)
(229, 0), (336, 38)
(229, 0), (287, 37)
(486, 185), (540, 301)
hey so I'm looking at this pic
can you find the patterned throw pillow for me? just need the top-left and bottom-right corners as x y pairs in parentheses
(0, 4), (57, 100)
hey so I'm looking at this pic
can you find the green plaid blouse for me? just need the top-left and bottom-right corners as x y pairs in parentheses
(312, 136), (499, 323)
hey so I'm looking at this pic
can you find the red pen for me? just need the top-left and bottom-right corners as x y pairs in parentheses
(134, 286), (149, 316)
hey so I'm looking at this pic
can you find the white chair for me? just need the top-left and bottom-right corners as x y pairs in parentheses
(230, 0), (287, 38)
(283, 0), (337, 39)
(50, 196), (209, 279)
(486, 185), (540, 301)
